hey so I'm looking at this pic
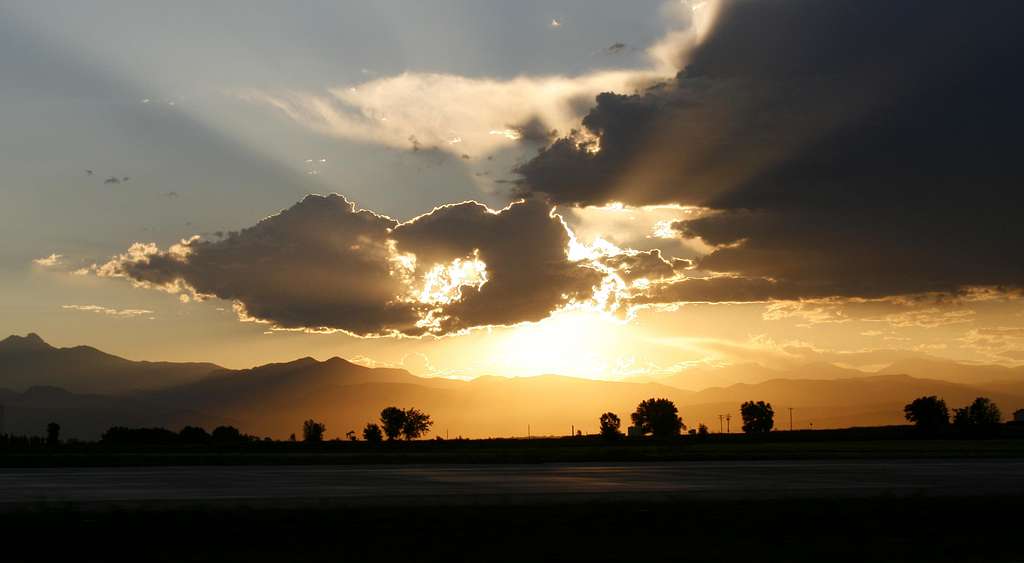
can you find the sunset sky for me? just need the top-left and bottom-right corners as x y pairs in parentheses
(3, 0), (1023, 380)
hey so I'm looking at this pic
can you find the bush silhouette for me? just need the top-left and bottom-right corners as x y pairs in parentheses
(740, 401), (774, 433)
(303, 419), (326, 442)
(599, 412), (622, 440)
(904, 396), (950, 432)
(631, 398), (683, 438)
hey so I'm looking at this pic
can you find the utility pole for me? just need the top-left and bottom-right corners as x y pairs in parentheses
(718, 414), (723, 433)
(528, 424), (531, 439)
(788, 407), (794, 431)
(725, 414), (731, 433)
(571, 424), (574, 437)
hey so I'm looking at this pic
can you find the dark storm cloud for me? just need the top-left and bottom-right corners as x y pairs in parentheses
(392, 198), (602, 333)
(511, 117), (559, 143)
(599, 249), (688, 285)
(519, 0), (1024, 302)
(110, 194), (423, 336)
(103, 195), (601, 336)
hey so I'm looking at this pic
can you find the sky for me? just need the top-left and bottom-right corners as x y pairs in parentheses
(3, 0), (1024, 380)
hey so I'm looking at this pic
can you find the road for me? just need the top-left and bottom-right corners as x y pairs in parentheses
(1, 459), (1021, 507)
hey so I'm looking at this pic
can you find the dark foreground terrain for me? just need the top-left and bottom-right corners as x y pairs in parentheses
(5, 436), (1022, 561)
(2, 459), (1022, 506)
(4, 494), (1020, 562)
(3, 458), (1023, 562)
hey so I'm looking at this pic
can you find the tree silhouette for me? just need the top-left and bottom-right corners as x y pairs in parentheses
(740, 401), (774, 433)
(362, 422), (383, 443)
(380, 407), (406, 441)
(345, 430), (357, 441)
(631, 398), (683, 438)
(401, 408), (433, 440)
(904, 396), (950, 432)
(211, 425), (243, 443)
(46, 422), (60, 446)
(599, 412), (622, 439)
(953, 397), (1002, 427)
(179, 426), (210, 443)
(302, 419), (326, 442)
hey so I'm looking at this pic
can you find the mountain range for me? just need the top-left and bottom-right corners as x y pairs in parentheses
(1, 333), (1022, 439)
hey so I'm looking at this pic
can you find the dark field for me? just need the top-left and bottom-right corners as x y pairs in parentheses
(4, 495), (1021, 562)
(2, 459), (1022, 506)
(5, 433), (1022, 561)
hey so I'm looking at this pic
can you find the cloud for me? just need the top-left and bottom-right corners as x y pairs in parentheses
(103, 176), (120, 184)
(98, 194), (603, 337)
(62, 304), (154, 318)
(762, 298), (977, 329)
(959, 327), (1024, 362)
(33, 253), (63, 267)
(517, 0), (1024, 304)
(241, 70), (665, 158)
(238, 4), (708, 158)
(100, 194), (423, 336)
(391, 198), (603, 333)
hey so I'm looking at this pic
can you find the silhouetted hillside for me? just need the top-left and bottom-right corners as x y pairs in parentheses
(0, 333), (221, 394)
(877, 357), (1024, 386)
(650, 362), (871, 391)
(3, 335), (1023, 439)
(0, 385), (233, 439)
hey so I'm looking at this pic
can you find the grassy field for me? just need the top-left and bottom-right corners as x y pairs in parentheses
(4, 430), (1024, 467)
(4, 495), (1020, 562)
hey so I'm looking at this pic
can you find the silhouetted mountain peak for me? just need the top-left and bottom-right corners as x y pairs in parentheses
(324, 356), (359, 368)
(0, 332), (52, 351)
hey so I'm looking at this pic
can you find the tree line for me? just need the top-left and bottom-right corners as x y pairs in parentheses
(598, 398), (776, 439)
(597, 395), (1008, 440)
(903, 395), (1003, 433)
(298, 406), (433, 443)
(0, 394), (1013, 448)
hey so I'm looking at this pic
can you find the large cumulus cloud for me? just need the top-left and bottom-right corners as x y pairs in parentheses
(519, 0), (1024, 302)
(100, 194), (601, 336)
(392, 199), (602, 333)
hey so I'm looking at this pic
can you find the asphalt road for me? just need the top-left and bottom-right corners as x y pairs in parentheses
(2, 459), (1021, 507)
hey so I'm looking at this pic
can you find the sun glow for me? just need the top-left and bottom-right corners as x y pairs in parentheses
(483, 309), (630, 379)
(416, 254), (488, 305)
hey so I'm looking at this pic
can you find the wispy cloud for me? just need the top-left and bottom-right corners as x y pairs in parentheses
(61, 304), (155, 318)
(33, 253), (63, 267)
(238, 2), (709, 157)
